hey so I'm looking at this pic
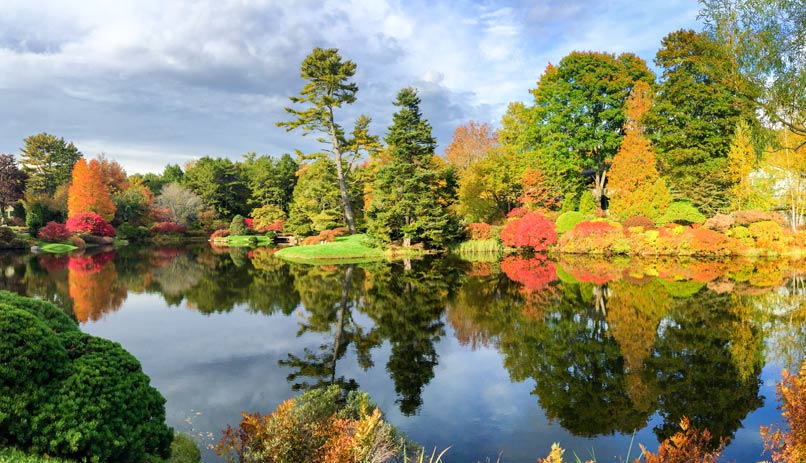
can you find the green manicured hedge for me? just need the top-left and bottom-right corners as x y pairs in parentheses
(0, 292), (173, 463)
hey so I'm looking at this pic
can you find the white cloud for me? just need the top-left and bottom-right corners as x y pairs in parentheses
(0, 0), (703, 173)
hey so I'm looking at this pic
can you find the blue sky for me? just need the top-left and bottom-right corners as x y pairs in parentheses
(0, 0), (702, 173)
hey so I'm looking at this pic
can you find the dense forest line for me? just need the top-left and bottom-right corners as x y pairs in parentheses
(0, 2), (804, 254)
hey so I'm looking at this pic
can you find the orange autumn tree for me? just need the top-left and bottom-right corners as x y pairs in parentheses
(96, 153), (129, 195)
(520, 167), (560, 211)
(444, 121), (497, 172)
(607, 80), (672, 221)
(67, 158), (116, 221)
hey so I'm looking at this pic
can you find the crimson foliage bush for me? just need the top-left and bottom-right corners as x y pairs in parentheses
(65, 213), (115, 237)
(506, 207), (528, 219)
(568, 220), (620, 239)
(210, 229), (230, 240)
(501, 212), (557, 251)
(37, 222), (70, 243)
(150, 221), (187, 234)
(621, 216), (655, 230)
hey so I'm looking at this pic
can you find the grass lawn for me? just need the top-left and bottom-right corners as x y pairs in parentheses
(275, 234), (386, 264)
(212, 235), (274, 248)
(39, 243), (78, 254)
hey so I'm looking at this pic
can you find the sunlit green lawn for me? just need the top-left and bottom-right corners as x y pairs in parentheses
(275, 234), (385, 263)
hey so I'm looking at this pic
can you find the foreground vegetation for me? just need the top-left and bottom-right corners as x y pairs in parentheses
(0, 291), (196, 463)
(0, 448), (75, 463)
(218, 363), (806, 463)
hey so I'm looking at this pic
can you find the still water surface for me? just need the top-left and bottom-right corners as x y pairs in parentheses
(2, 245), (805, 462)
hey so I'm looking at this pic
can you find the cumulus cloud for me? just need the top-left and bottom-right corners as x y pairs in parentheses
(0, 0), (701, 173)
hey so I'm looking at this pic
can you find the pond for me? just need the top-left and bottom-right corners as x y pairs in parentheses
(1, 245), (804, 462)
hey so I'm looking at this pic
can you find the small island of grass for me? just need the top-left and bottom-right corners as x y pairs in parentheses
(39, 243), (78, 254)
(275, 234), (386, 264)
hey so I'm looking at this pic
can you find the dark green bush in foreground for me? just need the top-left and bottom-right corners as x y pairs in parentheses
(0, 291), (78, 334)
(0, 292), (173, 462)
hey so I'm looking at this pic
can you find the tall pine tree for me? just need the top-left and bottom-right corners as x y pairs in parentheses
(366, 88), (459, 248)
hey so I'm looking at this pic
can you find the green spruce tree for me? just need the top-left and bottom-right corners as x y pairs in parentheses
(366, 88), (459, 248)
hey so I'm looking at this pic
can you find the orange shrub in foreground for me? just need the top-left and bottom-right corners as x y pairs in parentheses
(762, 362), (806, 463)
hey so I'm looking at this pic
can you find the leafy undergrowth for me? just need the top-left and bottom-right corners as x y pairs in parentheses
(0, 434), (200, 463)
(275, 234), (386, 263)
(0, 448), (76, 463)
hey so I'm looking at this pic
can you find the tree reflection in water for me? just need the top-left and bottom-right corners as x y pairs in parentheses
(4, 246), (804, 446)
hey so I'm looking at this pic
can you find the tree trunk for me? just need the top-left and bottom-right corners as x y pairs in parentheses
(403, 236), (411, 248)
(592, 169), (608, 213)
(331, 265), (354, 384)
(328, 110), (357, 234)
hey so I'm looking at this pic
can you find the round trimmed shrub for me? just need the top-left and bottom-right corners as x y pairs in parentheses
(0, 293), (172, 463)
(556, 211), (586, 234)
(37, 222), (70, 243)
(657, 201), (706, 225)
(621, 216), (655, 230)
(37, 332), (173, 463)
(229, 215), (247, 236)
(252, 205), (287, 231)
(116, 222), (153, 242)
(0, 306), (69, 444)
(748, 220), (782, 247)
(0, 290), (77, 334)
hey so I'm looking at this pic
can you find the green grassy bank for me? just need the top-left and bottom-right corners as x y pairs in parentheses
(275, 234), (386, 264)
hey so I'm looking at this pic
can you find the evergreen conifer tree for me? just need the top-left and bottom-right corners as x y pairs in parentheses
(366, 88), (458, 247)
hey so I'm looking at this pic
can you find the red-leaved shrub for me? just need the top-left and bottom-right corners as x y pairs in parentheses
(319, 227), (347, 242)
(500, 212), (558, 251)
(264, 220), (284, 233)
(244, 218), (254, 229)
(37, 221), (70, 242)
(65, 213), (116, 237)
(506, 207), (528, 219)
(568, 220), (620, 239)
(622, 216), (655, 230)
(704, 214), (735, 233)
(466, 223), (493, 240)
(210, 229), (230, 240)
(733, 210), (786, 226)
(689, 227), (740, 256)
(150, 221), (187, 234)
(301, 227), (349, 245)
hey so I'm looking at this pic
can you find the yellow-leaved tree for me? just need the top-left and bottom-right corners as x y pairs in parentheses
(727, 120), (761, 211)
